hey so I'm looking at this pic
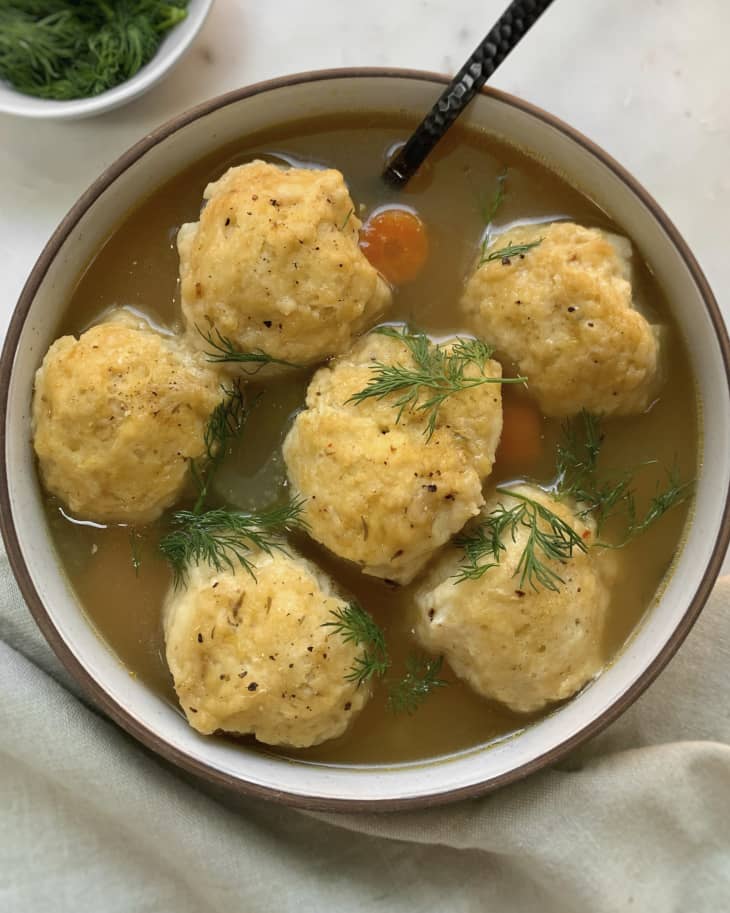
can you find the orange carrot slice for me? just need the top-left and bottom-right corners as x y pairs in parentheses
(360, 209), (429, 285)
(496, 397), (544, 468)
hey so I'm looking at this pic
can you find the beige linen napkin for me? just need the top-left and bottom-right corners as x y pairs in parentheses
(1, 537), (728, 913)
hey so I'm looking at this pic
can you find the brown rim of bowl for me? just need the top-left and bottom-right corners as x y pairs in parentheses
(1, 68), (729, 813)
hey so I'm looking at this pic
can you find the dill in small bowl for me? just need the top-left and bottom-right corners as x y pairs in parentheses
(0, 0), (189, 101)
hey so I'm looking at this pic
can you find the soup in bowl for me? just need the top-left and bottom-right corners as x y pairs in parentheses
(2, 70), (728, 809)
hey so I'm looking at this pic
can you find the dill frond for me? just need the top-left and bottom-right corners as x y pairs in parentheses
(479, 238), (544, 267)
(556, 413), (693, 540)
(601, 468), (694, 548)
(455, 487), (587, 593)
(627, 469), (693, 538)
(481, 166), (508, 230)
(347, 325), (525, 440)
(323, 602), (386, 651)
(453, 507), (512, 580)
(386, 654), (447, 714)
(556, 411), (621, 530)
(198, 327), (298, 373)
(339, 208), (354, 231)
(477, 166), (508, 262)
(322, 602), (389, 687)
(557, 411), (603, 488)
(455, 418), (693, 591)
(159, 499), (306, 587)
(190, 380), (253, 515)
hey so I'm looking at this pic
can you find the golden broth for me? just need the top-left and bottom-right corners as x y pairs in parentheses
(45, 113), (697, 765)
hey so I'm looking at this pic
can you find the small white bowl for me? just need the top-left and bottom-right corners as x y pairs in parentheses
(0, 0), (213, 120)
(2, 70), (729, 810)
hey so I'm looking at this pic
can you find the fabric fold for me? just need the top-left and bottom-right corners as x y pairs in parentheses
(1, 538), (728, 912)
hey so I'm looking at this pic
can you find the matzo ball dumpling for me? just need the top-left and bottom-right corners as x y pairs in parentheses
(414, 485), (614, 713)
(461, 221), (659, 417)
(178, 161), (392, 368)
(163, 550), (370, 747)
(32, 318), (223, 525)
(282, 331), (503, 584)
(305, 331), (504, 478)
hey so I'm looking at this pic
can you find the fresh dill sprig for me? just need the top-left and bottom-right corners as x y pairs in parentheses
(556, 412), (693, 539)
(602, 468), (694, 548)
(386, 654), (447, 714)
(479, 238), (544, 267)
(340, 207), (354, 231)
(132, 380), (250, 577)
(556, 411), (603, 494)
(455, 417), (693, 592)
(481, 166), (508, 229)
(477, 166), (508, 264)
(198, 327), (298, 373)
(190, 380), (252, 515)
(347, 325), (525, 440)
(555, 410), (618, 528)
(453, 507), (512, 581)
(160, 385), (306, 585)
(322, 602), (389, 686)
(159, 499), (306, 587)
(455, 487), (587, 593)
(0, 1), (189, 101)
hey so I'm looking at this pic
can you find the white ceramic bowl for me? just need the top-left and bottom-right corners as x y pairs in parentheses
(2, 70), (729, 810)
(0, 0), (213, 120)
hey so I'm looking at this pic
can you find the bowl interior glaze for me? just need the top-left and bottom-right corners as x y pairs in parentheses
(2, 71), (728, 810)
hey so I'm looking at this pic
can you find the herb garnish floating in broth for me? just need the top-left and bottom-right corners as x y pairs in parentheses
(189, 380), (251, 514)
(322, 602), (390, 686)
(476, 166), (544, 266)
(555, 411), (694, 543)
(386, 654), (448, 715)
(479, 166), (508, 236)
(454, 413), (692, 592)
(35, 114), (698, 765)
(158, 381), (306, 585)
(324, 607), (449, 716)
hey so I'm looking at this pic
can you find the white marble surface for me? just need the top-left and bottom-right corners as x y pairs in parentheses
(2, 0), (729, 334)
(1, 0), (728, 562)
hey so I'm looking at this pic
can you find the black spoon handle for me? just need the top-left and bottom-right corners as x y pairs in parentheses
(383, 0), (556, 187)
